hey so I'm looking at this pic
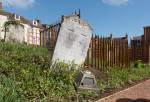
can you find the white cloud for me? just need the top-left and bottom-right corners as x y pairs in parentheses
(102, 0), (129, 6)
(0, 0), (35, 8)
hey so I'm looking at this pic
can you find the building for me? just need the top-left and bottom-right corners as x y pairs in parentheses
(131, 27), (150, 64)
(0, 2), (42, 45)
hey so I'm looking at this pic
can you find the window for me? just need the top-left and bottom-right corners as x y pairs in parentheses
(136, 40), (141, 46)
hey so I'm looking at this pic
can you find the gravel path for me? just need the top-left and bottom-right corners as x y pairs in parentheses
(96, 79), (150, 102)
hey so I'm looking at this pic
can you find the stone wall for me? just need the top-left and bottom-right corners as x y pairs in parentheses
(5, 25), (25, 43)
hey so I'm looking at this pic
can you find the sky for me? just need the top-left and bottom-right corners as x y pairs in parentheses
(1, 0), (150, 38)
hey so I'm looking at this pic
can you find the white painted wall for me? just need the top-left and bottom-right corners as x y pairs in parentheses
(52, 16), (92, 65)
(0, 15), (8, 39)
(23, 24), (30, 43)
(28, 27), (41, 45)
(0, 14), (28, 43)
(0, 14), (41, 45)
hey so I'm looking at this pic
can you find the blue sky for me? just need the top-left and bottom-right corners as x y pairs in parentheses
(1, 0), (150, 38)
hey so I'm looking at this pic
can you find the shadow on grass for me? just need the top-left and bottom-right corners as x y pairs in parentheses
(116, 98), (150, 102)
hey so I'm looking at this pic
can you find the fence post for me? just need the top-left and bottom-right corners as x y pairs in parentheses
(92, 34), (94, 68)
(94, 34), (97, 69)
(98, 35), (100, 69)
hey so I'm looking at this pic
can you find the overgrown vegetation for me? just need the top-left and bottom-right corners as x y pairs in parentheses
(0, 42), (150, 101)
(0, 42), (78, 101)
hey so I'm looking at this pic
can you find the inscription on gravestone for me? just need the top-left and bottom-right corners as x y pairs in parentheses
(52, 15), (92, 65)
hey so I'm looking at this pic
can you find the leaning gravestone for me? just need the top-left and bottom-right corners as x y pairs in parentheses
(52, 15), (92, 65)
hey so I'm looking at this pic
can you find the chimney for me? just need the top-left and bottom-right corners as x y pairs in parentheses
(0, 2), (3, 10)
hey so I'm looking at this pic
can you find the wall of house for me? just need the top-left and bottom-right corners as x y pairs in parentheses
(23, 24), (30, 43)
(28, 27), (40, 45)
(0, 14), (41, 45)
(5, 25), (25, 43)
(0, 15), (8, 39)
(0, 15), (31, 43)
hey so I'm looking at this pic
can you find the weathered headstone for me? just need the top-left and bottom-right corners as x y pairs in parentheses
(75, 70), (99, 93)
(52, 15), (92, 65)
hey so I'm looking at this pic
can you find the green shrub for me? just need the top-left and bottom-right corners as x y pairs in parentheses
(134, 60), (145, 68)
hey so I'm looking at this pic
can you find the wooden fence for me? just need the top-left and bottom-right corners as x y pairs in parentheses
(40, 23), (60, 51)
(40, 28), (131, 68)
(85, 34), (130, 69)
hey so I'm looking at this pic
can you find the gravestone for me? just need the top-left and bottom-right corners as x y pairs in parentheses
(52, 15), (92, 65)
(75, 70), (99, 93)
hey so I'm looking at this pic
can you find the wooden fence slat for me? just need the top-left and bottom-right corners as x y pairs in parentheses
(87, 35), (131, 68)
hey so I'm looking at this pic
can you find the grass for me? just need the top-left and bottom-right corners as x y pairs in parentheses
(0, 42), (78, 101)
(0, 41), (150, 101)
(97, 64), (150, 95)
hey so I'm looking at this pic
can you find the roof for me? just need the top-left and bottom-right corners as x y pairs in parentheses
(144, 26), (150, 29)
(100, 36), (127, 41)
(0, 10), (30, 24)
(112, 37), (127, 40)
(132, 36), (142, 40)
(0, 10), (42, 28)
(0, 11), (11, 16)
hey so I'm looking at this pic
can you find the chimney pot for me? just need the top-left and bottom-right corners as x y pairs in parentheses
(0, 2), (3, 10)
